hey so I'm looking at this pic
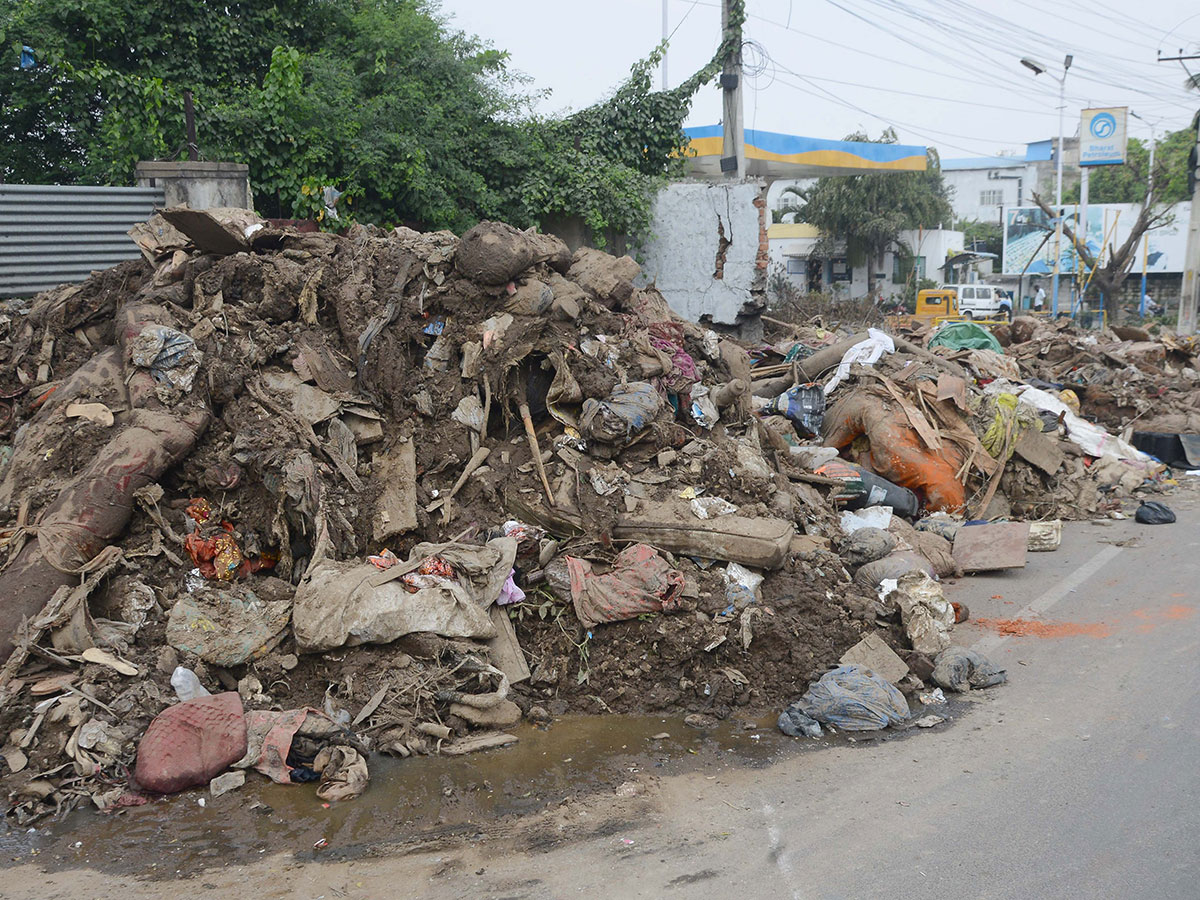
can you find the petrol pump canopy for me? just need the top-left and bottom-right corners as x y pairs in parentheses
(684, 126), (928, 178)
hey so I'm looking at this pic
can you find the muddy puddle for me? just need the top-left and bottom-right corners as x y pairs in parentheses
(3, 705), (962, 877)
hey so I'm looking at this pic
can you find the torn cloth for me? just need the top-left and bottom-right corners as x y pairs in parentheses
(565, 543), (685, 628)
(824, 328), (895, 394)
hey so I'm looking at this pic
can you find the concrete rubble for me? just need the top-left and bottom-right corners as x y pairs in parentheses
(0, 210), (1192, 821)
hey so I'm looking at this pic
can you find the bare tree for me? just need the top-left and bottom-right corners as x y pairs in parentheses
(1031, 189), (1176, 321)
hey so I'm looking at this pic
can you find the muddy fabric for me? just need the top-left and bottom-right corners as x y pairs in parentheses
(853, 551), (934, 589)
(293, 538), (517, 651)
(134, 692), (247, 794)
(910, 532), (961, 578)
(314, 745), (370, 802)
(166, 578), (293, 667)
(883, 572), (955, 655)
(0, 302), (210, 661)
(567, 247), (640, 307)
(841, 527), (897, 569)
(565, 543), (685, 628)
(237, 708), (350, 784)
(824, 389), (971, 512)
(579, 382), (661, 453)
(931, 647), (1007, 692)
(454, 221), (570, 285)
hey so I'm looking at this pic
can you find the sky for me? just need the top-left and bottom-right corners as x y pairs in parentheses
(435, 0), (1200, 160)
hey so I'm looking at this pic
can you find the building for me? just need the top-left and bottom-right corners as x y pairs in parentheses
(940, 138), (1080, 225)
(768, 223), (966, 299)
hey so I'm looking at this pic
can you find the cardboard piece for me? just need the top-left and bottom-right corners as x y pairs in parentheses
(1014, 428), (1065, 476)
(158, 206), (265, 256)
(486, 604), (530, 684)
(839, 633), (909, 684)
(372, 439), (418, 543)
(952, 522), (1030, 572)
(936, 373), (969, 412)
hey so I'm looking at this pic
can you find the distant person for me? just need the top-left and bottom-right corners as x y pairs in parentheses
(1143, 292), (1163, 316)
(1033, 284), (1046, 312)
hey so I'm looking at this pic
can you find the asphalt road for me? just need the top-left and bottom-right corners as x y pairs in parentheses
(5, 490), (1199, 899)
(421, 491), (1200, 899)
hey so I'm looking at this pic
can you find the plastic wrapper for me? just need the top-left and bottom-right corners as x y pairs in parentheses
(780, 664), (910, 732)
(762, 383), (825, 438)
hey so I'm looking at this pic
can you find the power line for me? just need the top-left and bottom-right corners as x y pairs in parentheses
(878, 0), (1197, 109)
(769, 63), (1028, 154)
(864, 0), (1193, 108)
(795, 72), (1060, 117)
(743, 4), (1068, 110)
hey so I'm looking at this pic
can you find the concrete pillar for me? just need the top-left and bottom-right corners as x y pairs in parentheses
(134, 161), (253, 210)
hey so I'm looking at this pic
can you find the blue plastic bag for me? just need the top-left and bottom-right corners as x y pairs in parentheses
(779, 664), (910, 733)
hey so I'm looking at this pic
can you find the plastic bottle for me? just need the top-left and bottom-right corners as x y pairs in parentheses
(171, 666), (211, 701)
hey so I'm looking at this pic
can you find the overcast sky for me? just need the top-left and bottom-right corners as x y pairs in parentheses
(436, 0), (1200, 159)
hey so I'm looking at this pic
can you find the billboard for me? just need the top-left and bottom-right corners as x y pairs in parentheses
(1002, 202), (1190, 275)
(1079, 107), (1128, 166)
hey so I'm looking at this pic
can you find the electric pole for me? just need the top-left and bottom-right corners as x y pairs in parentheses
(661, 0), (668, 90)
(1159, 53), (1200, 333)
(720, 0), (745, 180)
(1177, 111), (1200, 334)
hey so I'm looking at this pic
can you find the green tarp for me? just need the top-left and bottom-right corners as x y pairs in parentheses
(927, 322), (1003, 353)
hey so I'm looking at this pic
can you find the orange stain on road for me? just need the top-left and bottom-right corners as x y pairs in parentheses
(974, 604), (1195, 640)
(975, 618), (1113, 638)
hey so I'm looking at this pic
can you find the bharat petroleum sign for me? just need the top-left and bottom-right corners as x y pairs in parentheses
(1079, 107), (1129, 167)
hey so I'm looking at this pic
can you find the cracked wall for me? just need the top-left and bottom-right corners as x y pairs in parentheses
(636, 181), (768, 332)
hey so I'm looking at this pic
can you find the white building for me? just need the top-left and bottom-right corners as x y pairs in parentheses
(940, 138), (1078, 224)
(768, 223), (965, 299)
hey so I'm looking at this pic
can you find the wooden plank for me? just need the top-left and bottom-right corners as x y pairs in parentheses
(952, 522), (1030, 572)
(486, 605), (530, 684)
(372, 439), (417, 543)
(880, 377), (942, 450)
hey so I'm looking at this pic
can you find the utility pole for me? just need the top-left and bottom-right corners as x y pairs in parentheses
(720, 0), (745, 180)
(1130, 110), (1156, 317)
(1178, 112), (1200, 334)
(1020, 54), (1071, 317)
(661, 0), (668, 90)
(1159, 53), (1200, 333)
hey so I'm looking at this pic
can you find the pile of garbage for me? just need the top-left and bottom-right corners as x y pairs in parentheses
(0, 208), (1184, 822)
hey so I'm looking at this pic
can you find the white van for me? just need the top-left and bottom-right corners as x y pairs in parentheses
(941, 284), (1012, 320)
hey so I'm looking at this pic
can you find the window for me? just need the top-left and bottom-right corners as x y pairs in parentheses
(962, 287), (976, 299)
(980, 189), (1003, 206)
(785, 257), (805, 275)
(892, 254), (926, 282)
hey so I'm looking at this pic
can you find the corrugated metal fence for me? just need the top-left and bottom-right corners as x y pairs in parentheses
(0, 183), (163, 298)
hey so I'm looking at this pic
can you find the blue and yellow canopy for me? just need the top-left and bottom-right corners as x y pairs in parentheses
(684, 126), (927, 178)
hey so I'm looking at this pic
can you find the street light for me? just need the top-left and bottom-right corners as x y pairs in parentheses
(1131, 110), (1158, 316)
(1022, 53), (1073, 317)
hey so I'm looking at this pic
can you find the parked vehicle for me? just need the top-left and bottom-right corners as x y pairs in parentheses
(940, 284), (1012, 321)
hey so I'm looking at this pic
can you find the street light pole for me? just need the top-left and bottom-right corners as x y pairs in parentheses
(1131, 111), (1156, 317)
(1022, 54), (1072, 318)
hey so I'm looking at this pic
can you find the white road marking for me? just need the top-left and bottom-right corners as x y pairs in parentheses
(761, 802), (803, 900)
(971, 543), (1124, 654)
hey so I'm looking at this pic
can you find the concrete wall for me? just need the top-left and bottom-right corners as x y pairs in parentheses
(637, 180), (768, 331)
(134, 161), (253, 210)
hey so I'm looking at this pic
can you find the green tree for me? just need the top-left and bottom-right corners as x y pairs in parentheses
(2, 0), (744, 243)
(956, 220), (1003, 256)
(783, 129), (953, 294)
(1064, 128), (1194, 205)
